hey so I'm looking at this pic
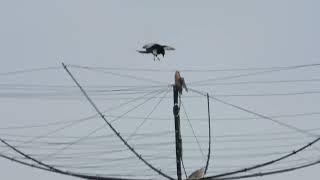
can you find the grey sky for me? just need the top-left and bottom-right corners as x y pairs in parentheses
(1, 0), (320, 179)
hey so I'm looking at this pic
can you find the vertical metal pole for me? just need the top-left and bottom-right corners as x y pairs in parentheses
(204, 93), (211, 175)
(173, 85), (182, 180)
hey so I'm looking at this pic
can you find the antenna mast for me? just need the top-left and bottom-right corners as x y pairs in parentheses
(173, 71), (183, 180)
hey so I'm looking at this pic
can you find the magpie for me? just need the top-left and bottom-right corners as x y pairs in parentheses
(137, 43), (175, 61)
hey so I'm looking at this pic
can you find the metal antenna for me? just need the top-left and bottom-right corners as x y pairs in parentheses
(62, 63), (174, 180)
(173, 71), (183, 180)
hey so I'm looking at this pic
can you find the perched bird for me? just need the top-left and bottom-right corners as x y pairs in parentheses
(175, 71), (188, 94)
(137, 43), (175, 61)
(187, 167), (205, 180)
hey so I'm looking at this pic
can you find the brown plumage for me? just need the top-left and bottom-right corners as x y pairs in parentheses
(187, 168), (205, 180)
(175, 71), (188, 94)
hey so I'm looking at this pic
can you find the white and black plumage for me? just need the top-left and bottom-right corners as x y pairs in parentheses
(137, 43), (175, 61)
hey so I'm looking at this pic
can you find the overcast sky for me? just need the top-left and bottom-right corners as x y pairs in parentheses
(1, 0), (320, 180)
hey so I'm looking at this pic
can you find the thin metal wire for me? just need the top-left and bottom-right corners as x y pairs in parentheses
(70, 64), (169, 85)
(181, 101), (206, 161)
(40, 87), (168, 161)
(209, 159), (320, 180)
(68, 63), (320, 73)
(189, 63), (320, 85)
(62, 63), (175, 180)
(0, 66), (61, 76)
(189, 88), (319, 138)
(0, 139), (139, 180)
(126, 89), (170, 142)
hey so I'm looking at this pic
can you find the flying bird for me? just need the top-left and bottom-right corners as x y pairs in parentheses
(137, 43), (175, 61)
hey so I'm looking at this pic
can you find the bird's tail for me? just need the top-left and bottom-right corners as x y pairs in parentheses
(181, 77), (188, 93)
(137, 50), (148, 54)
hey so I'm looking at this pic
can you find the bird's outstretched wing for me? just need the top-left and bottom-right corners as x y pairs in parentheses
(163, 45), (175, 51)
(142, 43), (156, 49)
(137, 50), (148, 53)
